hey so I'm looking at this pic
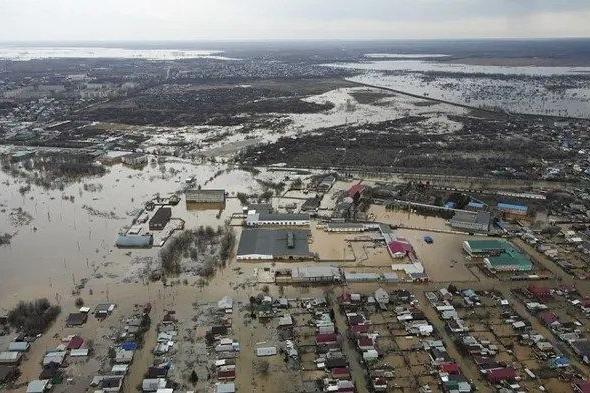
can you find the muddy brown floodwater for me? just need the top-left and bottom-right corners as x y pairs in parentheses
(0, 156), (322, 392)
(0, 159), (276, 305)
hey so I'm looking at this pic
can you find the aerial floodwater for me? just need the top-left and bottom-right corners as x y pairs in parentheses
(0, 46), (238, 61)
(1, 36), (590, 393)
(327, 52), (590, 118)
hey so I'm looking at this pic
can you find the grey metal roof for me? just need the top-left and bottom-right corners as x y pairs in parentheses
(237, 229), (312, 257)
(292, 266), (340, 279)
(116, 234), (153, 248)
(451, 210), (490, 225)
(247, 203), (273, 213)
(186, 189), (225, 203)
(327, 223), (365, 229)
(258, 212), (310, 221)
(7, 342), (29, 352)
(216, 383), (236, 393)
(344, 272), (380, 281)
(26, 380), (49, 393)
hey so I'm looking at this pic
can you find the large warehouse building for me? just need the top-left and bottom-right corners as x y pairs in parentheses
(185, 189), (226, 204)
(497, 202), (528, 216)
(449, 211), (491, 232)
(236, 229), (313, 260)
(463, 239), (533, 272)
(246, 212), (310, 227)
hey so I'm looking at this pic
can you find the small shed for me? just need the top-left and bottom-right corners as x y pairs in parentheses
(374, 288), (390, 304)
(0, 352), (21, 365)
(256, 346), (277, 357)
(363, 349), (379, 361)
(142, 378), (167, 392)
(115, 349), (135, 364)
(8, 341), (30, 352)
(216, 383), (236, 393)
(65, 312), (87, 327)
(70, 348), (89, 357)
(26, 380), (49, 393)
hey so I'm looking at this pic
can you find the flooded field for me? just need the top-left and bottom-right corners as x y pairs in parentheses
(326, 57), (590, 118)
(395, 229), (480, 282)
(368, 205), (452, 231)
(0, 156), (271, 305)
(285, 86), (466, 136)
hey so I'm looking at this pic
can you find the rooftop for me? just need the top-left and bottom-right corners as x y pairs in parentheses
(185, 189), (225, 203)
(464, 239), (533, 271)
(450, 210), (491, 225)
(497, 202), (528, 212)
(258, 212), (310, 221)
(237, 228), (312, 258)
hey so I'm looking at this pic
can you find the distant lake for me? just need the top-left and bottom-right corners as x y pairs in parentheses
(0, 46), (238, 61)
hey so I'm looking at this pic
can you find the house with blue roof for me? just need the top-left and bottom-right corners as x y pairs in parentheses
(497, 202), (528, 216)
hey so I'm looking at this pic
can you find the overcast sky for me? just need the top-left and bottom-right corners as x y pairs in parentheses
(1, 0), (589, 41)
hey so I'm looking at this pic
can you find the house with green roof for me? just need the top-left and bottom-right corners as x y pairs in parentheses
(463, 239), (533, 272)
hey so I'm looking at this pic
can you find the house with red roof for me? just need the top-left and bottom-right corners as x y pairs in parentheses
(574, 380), (590, 393)
(67, 336), (84, 350)
(357, 336), (374, 351)
(338, 292), (361, 307)
(346, 183), (366, 200)
(338, 292), (353, 306)
(528, 284), (552, 300)
(439, 362), (460, 375)
(387, 240), (415, 258)
(316, 333), (339, 346)
(349, 324), (370, 336)
(217, 369), (236, 381)
(538, 311), (560, 327)
(486, 367), (516, 383)
(331, 367), (351, 380)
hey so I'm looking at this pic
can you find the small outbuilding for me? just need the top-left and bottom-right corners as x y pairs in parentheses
(26, 379), (49, 393)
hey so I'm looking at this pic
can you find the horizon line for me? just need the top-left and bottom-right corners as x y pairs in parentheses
(1, 36), (590, 44)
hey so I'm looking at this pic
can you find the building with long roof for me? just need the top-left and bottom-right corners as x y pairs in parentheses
(463, 239), (533, 271)
(449, 210), (491, 232)
(237, 228), (313, 260)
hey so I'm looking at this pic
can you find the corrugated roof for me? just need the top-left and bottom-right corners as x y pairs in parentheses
(497, 202), (528, 212)
(116, 234), (153, 248)
(7, 342), (29, 352)
(258, 212), (310, 221)
(26, 380), (49, 393)
(216, 383), (236, 393)
(185, 189), (225, 203)
(468, 240), (533, 271)
(450, 211), (490, 225)
(292, 266), (340, 279)
(237, 229), (312, 257)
